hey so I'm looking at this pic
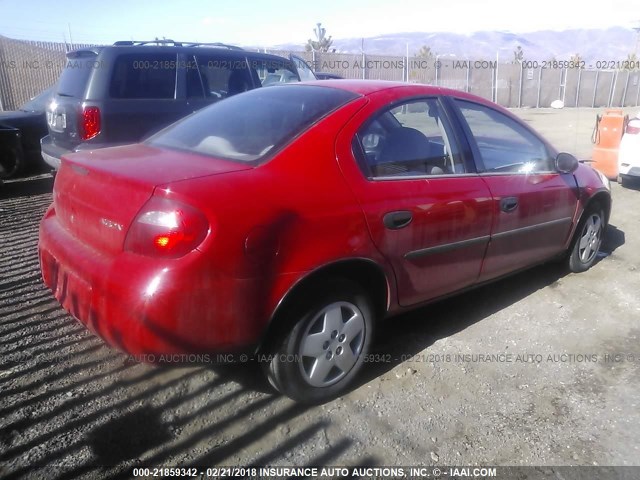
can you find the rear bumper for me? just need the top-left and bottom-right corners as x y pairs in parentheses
(41, 136), (135, 170)
(38, 210), (266, 358)
(40, 135), (67, 170)
(619, 167), (640, 178)
(618, 137), (640, 176)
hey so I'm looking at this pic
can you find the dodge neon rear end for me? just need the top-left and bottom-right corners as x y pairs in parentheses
(38, 145), (256, 356)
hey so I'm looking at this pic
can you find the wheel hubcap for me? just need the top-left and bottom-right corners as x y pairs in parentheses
(298, 301), (366, 388)
(578, 213), (602, 264)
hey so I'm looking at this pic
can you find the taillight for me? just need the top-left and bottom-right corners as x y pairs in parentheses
(124, 197), (209, 258)
(79, 106), (101, 140)
(626, 120), (640, 135)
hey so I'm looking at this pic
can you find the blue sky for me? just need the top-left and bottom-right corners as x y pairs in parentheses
(0, 0), (638, 47)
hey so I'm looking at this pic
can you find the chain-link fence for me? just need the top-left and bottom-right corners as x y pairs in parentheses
(288, 51), (640, 109)
(1, 36), (639, 111)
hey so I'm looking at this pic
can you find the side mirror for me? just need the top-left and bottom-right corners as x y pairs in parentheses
(556, 152), (579, 174)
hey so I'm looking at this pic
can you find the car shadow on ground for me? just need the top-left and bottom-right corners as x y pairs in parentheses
(352, 222), (626, 392)
(356, 263), (567, 387)
(601, 223), (625, 255)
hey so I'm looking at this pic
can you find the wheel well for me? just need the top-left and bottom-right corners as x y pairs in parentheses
(258, 259), (389, 351)
(586, 191), (612, 224)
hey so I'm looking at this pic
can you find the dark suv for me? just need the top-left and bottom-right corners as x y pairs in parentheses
(41, 40), (316, 169)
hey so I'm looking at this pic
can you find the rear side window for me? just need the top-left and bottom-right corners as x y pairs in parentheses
(57, 51), (98, 97)
(252, 58), (299, 85)
(109, 53), (177, 99)
(148, 85), (358, 162)
(356, 99), (465, 178)
(186, 55), (251, 99)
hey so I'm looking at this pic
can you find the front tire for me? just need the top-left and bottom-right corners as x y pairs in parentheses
(265, 279), (374, 403)
(567, 205), (605, 273)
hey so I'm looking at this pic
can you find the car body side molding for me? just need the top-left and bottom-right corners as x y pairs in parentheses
(404, 235), (491, 260)
(491, 217), (573, 240)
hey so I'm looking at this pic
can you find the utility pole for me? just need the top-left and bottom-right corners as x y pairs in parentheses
(67, 23), (74, 50)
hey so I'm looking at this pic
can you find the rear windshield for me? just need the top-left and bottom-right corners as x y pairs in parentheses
(57, 51), (98, 97)
(148, 85), (358, 162)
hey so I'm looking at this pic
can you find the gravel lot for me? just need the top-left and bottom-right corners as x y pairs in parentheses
(1, 108), (640, 479)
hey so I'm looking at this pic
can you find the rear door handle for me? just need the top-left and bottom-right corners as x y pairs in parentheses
(500, 197), (518, 212)
(383, 211), (413, 230)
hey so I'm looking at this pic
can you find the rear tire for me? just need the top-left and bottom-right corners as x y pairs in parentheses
(264, 278), (374, 403)
(0, 147), (23, 180)
(567, 205), (605, 273)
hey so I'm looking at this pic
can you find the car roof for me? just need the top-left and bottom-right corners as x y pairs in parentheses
(296, 79), (459, 96)
(66, 44), (293, 64)
(294, 79), (512, 113)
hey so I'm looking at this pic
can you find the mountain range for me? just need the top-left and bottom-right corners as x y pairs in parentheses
(270, 27), (639, 62)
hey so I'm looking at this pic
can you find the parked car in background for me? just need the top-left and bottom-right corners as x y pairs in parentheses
(39, 81), (611, 403)
(0, 86), (53, 179)
(41, 40), (316, 170)
(618, 113), (640, 187)
(314, 72), (344, 80)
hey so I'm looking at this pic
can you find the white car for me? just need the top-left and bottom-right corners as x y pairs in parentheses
(618, 113), (640, 187)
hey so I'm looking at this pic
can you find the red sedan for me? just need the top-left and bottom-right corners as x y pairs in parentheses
(39, 81), (611, 403)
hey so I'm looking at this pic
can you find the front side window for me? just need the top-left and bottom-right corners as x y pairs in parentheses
(148, 85), (358, 162)
(291, 55), (316, 82)
(454, 100), (554, 173)
(356, 98), (465, 178)
(110, 53), (177, 99)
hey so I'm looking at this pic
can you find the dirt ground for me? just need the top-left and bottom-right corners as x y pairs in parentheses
(1, 108), (640, 479)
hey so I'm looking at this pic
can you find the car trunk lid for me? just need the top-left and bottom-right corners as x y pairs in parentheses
(53, 143), (252, 255)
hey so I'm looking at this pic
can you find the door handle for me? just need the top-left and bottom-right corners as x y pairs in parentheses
(500, 197), (518, 212)
(383, 211), (413, 230)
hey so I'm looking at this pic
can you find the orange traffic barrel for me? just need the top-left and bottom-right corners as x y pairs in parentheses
(592, 109), (628, 179)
